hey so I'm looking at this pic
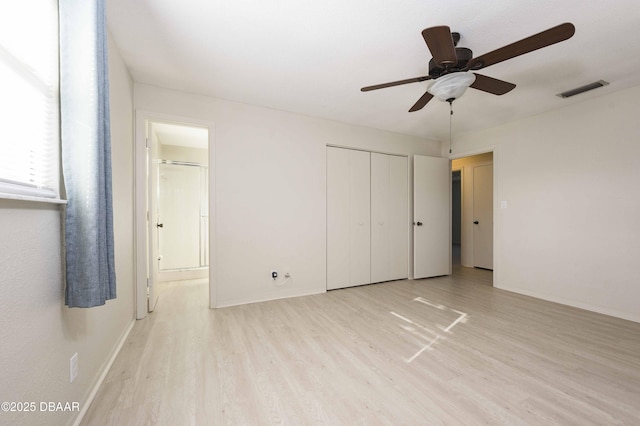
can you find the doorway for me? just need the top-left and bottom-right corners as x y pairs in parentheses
(451, 152), (493, 275)
(134, 112), (215, 319)
(452, 170), (461, 266)
(147, 121), (209, 311)
(151, 122), (209, 282)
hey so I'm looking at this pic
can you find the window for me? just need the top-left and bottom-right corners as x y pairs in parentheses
(0, 1), (61, 201)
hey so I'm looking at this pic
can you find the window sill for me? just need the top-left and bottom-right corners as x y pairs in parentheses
(0, 192), (67, 204)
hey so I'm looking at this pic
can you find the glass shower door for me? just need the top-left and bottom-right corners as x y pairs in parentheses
(157, 162), (208, 270)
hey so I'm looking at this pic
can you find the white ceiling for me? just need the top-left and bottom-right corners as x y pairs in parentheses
(107, 0), (640, 142)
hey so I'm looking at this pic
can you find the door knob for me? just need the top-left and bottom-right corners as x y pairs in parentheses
(416, 221), (423, 226)
(473, 221), (479, 225)
(157, 223), (164, 228)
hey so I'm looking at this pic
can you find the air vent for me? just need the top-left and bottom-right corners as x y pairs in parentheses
(556, 80), (609, 98)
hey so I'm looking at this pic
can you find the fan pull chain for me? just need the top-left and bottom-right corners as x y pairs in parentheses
(449, 100), (453, 154)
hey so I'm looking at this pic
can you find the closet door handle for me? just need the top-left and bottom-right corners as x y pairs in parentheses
(473, 221), (479, 225)
(157, 223), (164, 228)
(415, 221), (423, 226)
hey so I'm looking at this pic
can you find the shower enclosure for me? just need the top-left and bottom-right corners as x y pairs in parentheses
(157, 160), (209, 272)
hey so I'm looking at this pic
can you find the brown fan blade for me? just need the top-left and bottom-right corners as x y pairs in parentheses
(409, 91), (434, 112)
(422, 26), (458, 68)
(470, 73), (516, 95)
(465, 23), (575, 71)
(361, 75), (432, 92)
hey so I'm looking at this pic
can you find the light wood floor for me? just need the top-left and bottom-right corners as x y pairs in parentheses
(82, 267), (640, 425)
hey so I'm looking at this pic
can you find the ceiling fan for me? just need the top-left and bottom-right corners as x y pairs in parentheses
(361, 23), (576, 112)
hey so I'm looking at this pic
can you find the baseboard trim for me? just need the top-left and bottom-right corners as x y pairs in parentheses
(216, 288), (326, 308)
(496, 284), (640, 324)
(72, 318), (136, 426)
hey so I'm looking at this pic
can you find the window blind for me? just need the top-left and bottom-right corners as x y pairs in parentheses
(0, 1), (60, 200)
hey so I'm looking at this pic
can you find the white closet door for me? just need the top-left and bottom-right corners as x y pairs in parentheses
(371, 153), (409, 283)
(388, 155), (409, 280)
(327, 147), (371, 290)
(348, 149), (371, 287)
(327, 147), (350, 289)
(371, 153), (390, 283)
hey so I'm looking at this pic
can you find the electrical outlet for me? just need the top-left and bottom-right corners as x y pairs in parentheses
(70, 353), (78, 383)
(271, 270), (278, 280)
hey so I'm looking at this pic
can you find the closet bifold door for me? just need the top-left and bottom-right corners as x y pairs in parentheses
(370, 153), (390, 283)
(371, 153), (408, 283)
(348, 150), (371, 287)
(387, 155), (409, 280)
(327, 147), (349, 290)
(326, 147), (371, 290)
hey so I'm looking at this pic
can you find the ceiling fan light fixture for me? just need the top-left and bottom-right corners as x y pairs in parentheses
(428, 72), (476, 102)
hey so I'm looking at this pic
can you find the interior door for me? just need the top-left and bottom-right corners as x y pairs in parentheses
(147, 122), (160, 312)
(413, 155), (451, 279)
(473, 164), (493, 269)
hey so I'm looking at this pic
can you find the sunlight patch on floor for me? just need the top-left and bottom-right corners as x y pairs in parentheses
(391, 297), (468, 363)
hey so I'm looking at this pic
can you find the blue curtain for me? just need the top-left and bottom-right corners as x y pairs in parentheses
(60, 0), (116, 308)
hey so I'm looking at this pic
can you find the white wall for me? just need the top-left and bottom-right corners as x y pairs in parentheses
(135, 84), (440, 306)
(451, 86), (640, 322)
(0, 33), (135, 425)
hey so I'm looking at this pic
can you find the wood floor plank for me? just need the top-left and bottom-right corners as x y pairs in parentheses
(82, 270), (640, 425)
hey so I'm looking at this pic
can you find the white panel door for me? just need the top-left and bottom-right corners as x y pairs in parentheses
(388, 155), (409, 280)
(327, 147), (350, 290)
(348, 149), (371, 287)
(371, 153), (390, 283)
(473, 164), (493, 269)
(413, 155), (451, 279)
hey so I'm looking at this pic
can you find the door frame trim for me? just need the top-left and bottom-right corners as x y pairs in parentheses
(134, 110), (216, 319)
